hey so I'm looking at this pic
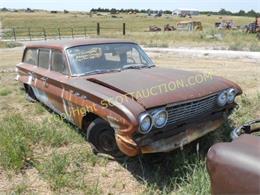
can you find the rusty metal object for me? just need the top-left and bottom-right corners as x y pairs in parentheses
(140, 115), (224, 153)
(16, 39), (242, 157)
(164, 24), (176, 31)
(207, 120), (260, 194)
(176, 21), (203, 31)
(149, 25), (161, 32)
(207, 135), (260, 194)
(216, 20), (237, 30)
(246, 17), (260, 33)
(231, 119), (260, 139)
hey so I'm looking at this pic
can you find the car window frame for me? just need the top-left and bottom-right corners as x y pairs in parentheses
(22, 47), (39, 66)
(38, 48), (51, 70)
(50, 49), (69, 75)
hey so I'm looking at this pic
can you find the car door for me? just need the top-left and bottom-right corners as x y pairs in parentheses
(31, 48), (54, 109)
(35, 48), (71, 116)
(47, 49), (71, 116)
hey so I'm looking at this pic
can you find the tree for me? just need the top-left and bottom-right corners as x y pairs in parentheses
(1, 7), (9, 12)
(238, 10), (246, 16)
(218, 8), (232, 15)
(247, 9), (256, 17)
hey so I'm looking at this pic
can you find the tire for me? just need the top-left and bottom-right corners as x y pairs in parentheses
(86, 118), (124, 158)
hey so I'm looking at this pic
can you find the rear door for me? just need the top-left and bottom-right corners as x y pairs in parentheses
(34, 48), (70, 115)
(47, 49), (70, 115)
(31, 48), (53, 108)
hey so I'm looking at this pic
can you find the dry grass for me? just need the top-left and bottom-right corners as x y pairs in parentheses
(1, 12), (259, 50)
(0, 47), (259, 194)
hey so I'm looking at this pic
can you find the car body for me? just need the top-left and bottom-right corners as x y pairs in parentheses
(16, 39), (242, 157)
(207, 120), (260, 194)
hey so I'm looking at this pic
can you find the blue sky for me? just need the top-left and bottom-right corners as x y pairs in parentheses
(1, 0), (259, 12)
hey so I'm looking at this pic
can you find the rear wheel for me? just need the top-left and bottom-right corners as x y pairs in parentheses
(86, 118), (124, 158)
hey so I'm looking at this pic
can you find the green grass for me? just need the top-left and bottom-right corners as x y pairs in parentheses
(37, 153), (71, 190)
(0, 114), (33, 171)
(37, 150), (104, 192)
(0, 41), (23, 48)
(0, 87), (12, 96)
(11, 183), (28, 194)
(0, 12), (259, 50)
(0, 112), (84, 171)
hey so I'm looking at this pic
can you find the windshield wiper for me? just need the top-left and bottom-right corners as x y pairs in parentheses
(74, 68), (121, 77)
(121, 64), (155, 70)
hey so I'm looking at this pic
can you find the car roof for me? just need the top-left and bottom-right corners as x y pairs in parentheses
(25, 38), (137, 50)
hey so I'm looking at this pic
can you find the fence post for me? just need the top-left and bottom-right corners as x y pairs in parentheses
(12, 28), (16, 41)
(43, 28), (47, 40)
(84, 26), (87, 38)
(123, 23), (126, 35)
(58, 28), (61, 40)
(97, 23), (100, 35)
(71, 28), (74, 39)
(28, 27), (32, 41)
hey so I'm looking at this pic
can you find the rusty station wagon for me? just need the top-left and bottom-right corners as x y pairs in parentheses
(16, 39), (242, 157)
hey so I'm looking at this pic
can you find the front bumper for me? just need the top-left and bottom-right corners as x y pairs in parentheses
(116, 111), (227, 156)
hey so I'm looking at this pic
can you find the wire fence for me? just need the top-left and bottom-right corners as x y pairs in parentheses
(2, 23), (126, 41)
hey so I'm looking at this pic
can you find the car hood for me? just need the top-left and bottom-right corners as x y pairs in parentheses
(86, 67), (241, 109)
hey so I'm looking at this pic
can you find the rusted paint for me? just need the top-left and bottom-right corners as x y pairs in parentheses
(16, 39), (242, 157)
(207, 134), (260, 194)
(141, 116), (224, 154)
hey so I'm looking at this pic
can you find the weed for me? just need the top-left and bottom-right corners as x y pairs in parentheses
(0, 114), (34, 171)
(37, 153), (70, 190)
(0, 88), (12, 96)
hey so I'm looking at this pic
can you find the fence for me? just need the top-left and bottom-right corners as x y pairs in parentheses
(3, 23), (126, 41)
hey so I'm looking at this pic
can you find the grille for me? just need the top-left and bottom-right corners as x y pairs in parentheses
(166, 95), (218, 126)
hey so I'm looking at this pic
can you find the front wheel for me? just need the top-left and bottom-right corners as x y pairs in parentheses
(86, 118), (124, 158)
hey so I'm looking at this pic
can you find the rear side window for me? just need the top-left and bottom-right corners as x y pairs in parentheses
(51, 50), (68, 75)
(23, 48), (37, 65)
(38, 49), (50, 69)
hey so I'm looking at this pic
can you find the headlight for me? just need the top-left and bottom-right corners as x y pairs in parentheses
(227, 88), (237, 103)
(139, 113), (153, 134)
(152, 109), (168, 128)
(217, 91), (227, 106)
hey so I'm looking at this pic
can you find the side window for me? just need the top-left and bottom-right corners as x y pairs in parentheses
(23, 48), (37, 65)
(38, 49), (50, 69)
(51, 50), (68, 75)
(127, 48), (142, 64)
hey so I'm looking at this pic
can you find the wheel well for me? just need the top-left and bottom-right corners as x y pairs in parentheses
(82, 112), (100, 130)
(24, 83), (29, 92)
(24, 83), (37, 100)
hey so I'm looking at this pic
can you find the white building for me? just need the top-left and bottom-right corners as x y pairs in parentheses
(172, 9), (199, 16)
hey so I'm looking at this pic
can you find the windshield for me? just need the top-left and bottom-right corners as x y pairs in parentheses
(67, 43), (154, 76)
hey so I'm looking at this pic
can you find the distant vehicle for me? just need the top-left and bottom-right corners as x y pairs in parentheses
(149, 25), (161, 32)
(16, 39), (242, 157)
(245, 17), (260, 33)
(215, 20), (237, 30)
(176, 21), (203, 31)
